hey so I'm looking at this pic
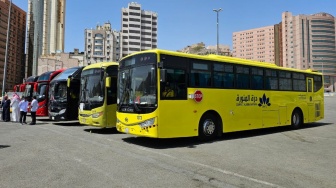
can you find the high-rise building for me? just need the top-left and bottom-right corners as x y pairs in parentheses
(120, 2), (157, 57)
(232, 25), (275, 63)
(0, 0), (26, 92)
(84, 22), (121, 64)
(26, 0), (65, 77)
(232, 11), (336, 92)
(280, 12), (336, 91)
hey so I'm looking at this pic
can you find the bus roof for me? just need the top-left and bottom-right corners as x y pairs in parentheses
(37, 69), (66, 82)
(121, 49), (322, 75)
(25, 75), (39, 83)
(82, 62), (118, 71)
(50, 66), (84, 82)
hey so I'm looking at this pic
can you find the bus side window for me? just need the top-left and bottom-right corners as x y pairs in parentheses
(190, 71), (211, 87)
(161, 69), (186, 100)
(176, 74), (186, 98)
(307, 79), (312, 92)
(224, 73), (234, 88)
(213, 73), (223, 87)
(252, 75), (263, 89)
(161, 70), (175, 98)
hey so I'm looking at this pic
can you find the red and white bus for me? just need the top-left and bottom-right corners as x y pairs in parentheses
(13, 84), (25, 92)
(35, 69), (66, 116)
(22, 75), (40, 102)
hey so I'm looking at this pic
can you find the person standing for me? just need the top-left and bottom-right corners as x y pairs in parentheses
(10, 93), (20, 122)
(30, 96), (38, 125)
(1, 95), (5, 121)
(2, 96), (11, 122)
(18, 97), (28, 124)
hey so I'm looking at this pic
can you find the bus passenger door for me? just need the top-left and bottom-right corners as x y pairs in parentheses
(307, 78), (315, 122)
(159, 68), (190, 137)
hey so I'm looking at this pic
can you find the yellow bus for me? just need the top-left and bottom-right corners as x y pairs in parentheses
(78, 62), (118, 128)
(116, 49), (324, 140)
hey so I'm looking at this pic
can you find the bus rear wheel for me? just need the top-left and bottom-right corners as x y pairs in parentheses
(198, 114), (218, 141)
(291, 109), (303, 129)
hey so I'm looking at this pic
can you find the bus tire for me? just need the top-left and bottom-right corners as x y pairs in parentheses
(198, 113), (218, 141)
(291, 109), (303, 129)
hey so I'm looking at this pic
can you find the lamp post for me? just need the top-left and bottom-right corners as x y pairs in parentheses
(213, 8), (222, 55)
(2, 0), (12, 96)
(321, 57), (324, 75)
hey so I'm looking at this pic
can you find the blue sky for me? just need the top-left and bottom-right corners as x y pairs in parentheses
(13, 0), (336, 52)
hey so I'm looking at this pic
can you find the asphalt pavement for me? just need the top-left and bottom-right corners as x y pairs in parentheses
(0, 96), (335, 188)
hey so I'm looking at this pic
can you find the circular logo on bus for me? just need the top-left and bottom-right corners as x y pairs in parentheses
(194, 90), (203, 103)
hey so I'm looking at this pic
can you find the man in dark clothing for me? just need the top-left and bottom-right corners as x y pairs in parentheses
(2, 96), (11, 122)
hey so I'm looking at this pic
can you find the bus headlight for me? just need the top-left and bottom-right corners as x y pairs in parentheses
(59, 109), (66, 114)
(139, 118), (155, 128)
(92, 111), (103, 118)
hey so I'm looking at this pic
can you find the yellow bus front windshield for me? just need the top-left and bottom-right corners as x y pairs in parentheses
(78, 62), (118, 128)
(80, 68), (105, 110)
(117, 53), (157, 114)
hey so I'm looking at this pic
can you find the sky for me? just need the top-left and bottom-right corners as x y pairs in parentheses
(13, 0), (336, 53)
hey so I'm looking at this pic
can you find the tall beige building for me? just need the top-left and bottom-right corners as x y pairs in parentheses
(84, 22), (121, 64)
(120, 2), (158, 57)
(281, 12), (336, 91)
(232, 25), (275, 63)
(232, 11), (336, 92)
(26, 0), (66, 77)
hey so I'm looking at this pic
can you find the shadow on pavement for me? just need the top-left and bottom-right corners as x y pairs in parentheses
(0, 145), (10, 149)
(122, 137), (199, 149)
(36, 118), (51, 122)
(84, 127), (121, 135)
(53, 121), (83, 126)
(122, 122), (333, 149)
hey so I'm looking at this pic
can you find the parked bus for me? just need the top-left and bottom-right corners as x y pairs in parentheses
(35, 69), (65, 116)
(13, 84), (25, 92)
(78, 62), (118, 128)
(49, 66), (84, 121)
(116, 49), (324, 140)
(22, 75), (39, 102)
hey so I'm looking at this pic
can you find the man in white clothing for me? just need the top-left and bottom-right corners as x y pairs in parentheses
(18, 97), (28, 124)
(30, 96), (38, 125)
(10, 93), (20, 122)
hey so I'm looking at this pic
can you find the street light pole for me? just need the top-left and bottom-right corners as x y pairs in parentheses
(321, 57), (324, 75)
(2, 0), (12, 96)
(213, 8), (222, 55)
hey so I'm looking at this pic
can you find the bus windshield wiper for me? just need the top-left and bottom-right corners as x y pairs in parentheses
(133, 98), (141, 113)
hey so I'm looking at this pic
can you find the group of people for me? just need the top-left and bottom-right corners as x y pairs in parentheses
(1, 93), (38, 125)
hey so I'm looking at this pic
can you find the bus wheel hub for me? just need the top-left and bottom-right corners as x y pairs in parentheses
(203, 120), (215, 136)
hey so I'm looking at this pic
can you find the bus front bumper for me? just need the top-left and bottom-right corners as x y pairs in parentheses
(79, 116), (92, 125)
(116, 123), (158, 138)
(49, 109), (66, 121)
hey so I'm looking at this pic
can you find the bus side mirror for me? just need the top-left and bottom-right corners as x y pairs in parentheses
(106, 77), (111, 88)
(67, 78), (71, 87)
(160, 69), (167, 82)
(34, 83), (38, 92)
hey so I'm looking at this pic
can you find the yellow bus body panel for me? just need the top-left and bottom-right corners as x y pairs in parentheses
(117, 89), (324, 138)
(116, 49), (324, 138)
(78, 62), (118, 128)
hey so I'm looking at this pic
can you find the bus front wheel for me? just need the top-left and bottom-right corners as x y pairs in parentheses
(291, 109), (303, 129)
(198, 114), (218, 141)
